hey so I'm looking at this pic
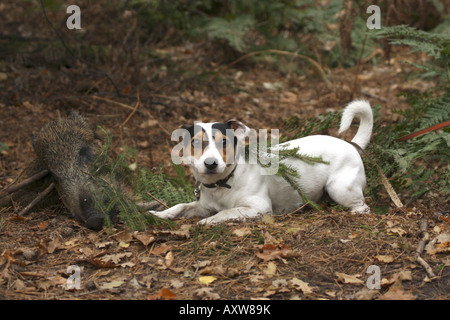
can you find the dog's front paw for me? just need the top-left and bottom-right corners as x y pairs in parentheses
(198, 216), (222, 225)
(149, 210), (176, 220)
(350, 204), (371, 214)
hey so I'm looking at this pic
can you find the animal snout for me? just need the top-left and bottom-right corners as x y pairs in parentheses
(204, 157), (218, 170)
(78, 193), (104, 230)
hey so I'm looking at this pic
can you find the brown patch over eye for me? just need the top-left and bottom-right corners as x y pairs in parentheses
(213, 131), (235, 165)
(191, 130), (207, 159)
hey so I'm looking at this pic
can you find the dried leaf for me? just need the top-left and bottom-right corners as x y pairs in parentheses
(170, 279), (184, 289)
(335, 272), (364, 285)
(194, 260), (212, 268)
(119, 261), (135, 268)
(100, 252), (132, 264)
(133, 232), (156, 246)
(425, 233), (450, 255)
(165, 251), (174, 268)
(89, 258), (116, 269)
(194, 287), (221, 300)
(157, 224), (191, 239)
(100, 280), (125, 290)
(113, 231), (133, 242)
(38, 236), (61, 255)
(151, 243), (171, 256)
(264, 261), (277, 277)
(261, 214), (276, 224)
(387, 227), (407, 237)
(147, 288), (177, 300)
(37, 221), (48, 230)
(198, 276), (217, 286)
(118, 240), (130, 248)
(290, 278), (314, 295)
(378, 282), (416, 300)
(232, 228), (252, 237)
(255, 244), (300, 262)
(375, 255), (395, 263)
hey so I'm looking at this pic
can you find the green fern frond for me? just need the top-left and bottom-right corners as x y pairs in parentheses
(204, 15), (256, 52)
(420, 93), (450, 129)
(372, 25), (450, 81)
(133, 165), (195, 208)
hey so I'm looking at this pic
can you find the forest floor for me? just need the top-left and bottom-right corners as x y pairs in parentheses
(0, 1), (449, 300)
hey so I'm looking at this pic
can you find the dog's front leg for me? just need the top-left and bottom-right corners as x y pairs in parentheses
(150, 201), (211, 220)
(198, 207), (264, 225)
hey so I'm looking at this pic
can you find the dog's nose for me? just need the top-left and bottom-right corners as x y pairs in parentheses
(204, 157), (218, 170)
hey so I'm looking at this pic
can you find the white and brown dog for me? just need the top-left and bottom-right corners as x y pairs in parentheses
(151, 100), (373, 224)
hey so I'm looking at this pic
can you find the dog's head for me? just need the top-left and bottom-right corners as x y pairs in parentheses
(179, 120), (251, 184)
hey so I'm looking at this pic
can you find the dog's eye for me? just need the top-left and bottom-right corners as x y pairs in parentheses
(222, 139), (227, 147)
(192, 138), (202, 148)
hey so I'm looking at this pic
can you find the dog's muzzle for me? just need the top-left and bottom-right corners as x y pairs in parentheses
(204, 157), (218, 172)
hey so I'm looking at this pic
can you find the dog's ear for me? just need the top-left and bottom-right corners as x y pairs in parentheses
(227, 120), (252, 140)
(179, 124), (194, 146)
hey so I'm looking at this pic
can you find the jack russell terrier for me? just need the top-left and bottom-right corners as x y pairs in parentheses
(151, 100), (373, 224)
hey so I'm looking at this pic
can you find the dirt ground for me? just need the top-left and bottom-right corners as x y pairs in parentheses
(0, 1), (449, 300)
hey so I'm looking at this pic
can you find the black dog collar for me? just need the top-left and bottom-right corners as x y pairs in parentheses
(194, 166), (237, 200)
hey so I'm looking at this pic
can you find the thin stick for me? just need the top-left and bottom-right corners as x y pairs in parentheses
(16, 181), (56, 217)
(92, 95), (171, 136)
(120, 90), (141, 127)
(92, 95), (137, 112)
(146, 192), (169, 209)
(287, 202), (311, 215)
(415, 218), (436, 278)
(0, 169), (50, 200)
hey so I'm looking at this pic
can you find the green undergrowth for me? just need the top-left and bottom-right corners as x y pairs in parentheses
(89, 127), (184, 231)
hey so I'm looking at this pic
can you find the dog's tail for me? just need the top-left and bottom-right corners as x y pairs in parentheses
(338, 100), (373, 150)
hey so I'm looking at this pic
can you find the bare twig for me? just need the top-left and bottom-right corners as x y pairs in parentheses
(120, 90), (141, 127)
(16, 181), (56, 217)
(415, 218), (436, 278)
(0, 169), (50, 200)
(92, 95), (172, 136)
(286, 202), (311, 216)
(146, 192), (169, 209)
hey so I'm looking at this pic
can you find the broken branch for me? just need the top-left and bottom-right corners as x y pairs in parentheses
(16, 181), (56, 217)
(0, 169), (50, 200)
(415, 218), (436, 279)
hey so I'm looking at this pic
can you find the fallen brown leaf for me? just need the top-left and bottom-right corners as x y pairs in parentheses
(335, 272), (364, 285)
(194, 287), (221, 300)
(375, 255), (395, 263)
(151, 243), (171, 256)
(133, 232), (156, 246)
(165, 251), (174, 268)
(255, 244), (300, 262)
(147, 288), (177, 300)
(290, 277), (314, 295)
(378, 282), (416, 300)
